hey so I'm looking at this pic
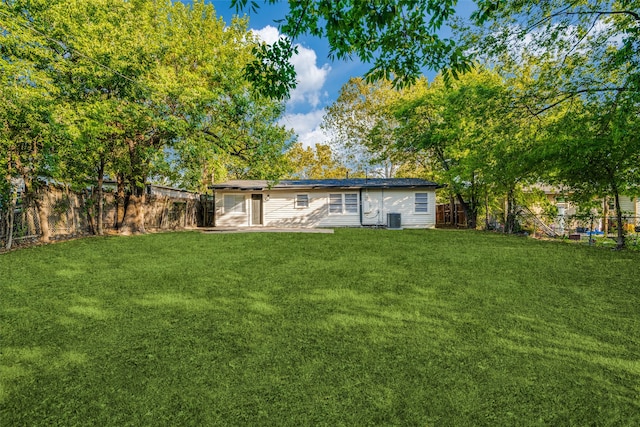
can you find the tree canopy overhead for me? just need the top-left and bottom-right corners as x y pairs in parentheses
(232, 0), (474, 98)
(468, 0), (640, 112)
(234, 0), (640, 102)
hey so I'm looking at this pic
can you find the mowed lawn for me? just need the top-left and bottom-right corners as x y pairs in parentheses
(1, 229), (639, 426)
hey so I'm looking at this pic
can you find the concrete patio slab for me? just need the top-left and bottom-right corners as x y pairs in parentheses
(200, 227), (334, 234)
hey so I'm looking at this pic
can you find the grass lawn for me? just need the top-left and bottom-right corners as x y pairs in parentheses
(1, 229), (639, 426)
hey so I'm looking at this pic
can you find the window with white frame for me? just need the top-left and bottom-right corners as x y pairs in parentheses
(223, 194), (245, 213)
(415, 193), (429, 213)
(329, 193), (358, 214)
(329, 194), (343, 214)
(344, 193), (358, 213)
(295, 194), (309, 208)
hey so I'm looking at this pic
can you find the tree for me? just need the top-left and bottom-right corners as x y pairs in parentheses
(539, 93), (640, 249)
(232, 1), (639, 102)
(468, 0), (640, 112)
(465, 1), (640, 243)
(232, 0), (473, 99)
(0, 1), (62, 243)
(1, 0), (293, 238)
(394, 71), (484, 228)
(322, 77), (410, 178)
(285, 142), (350, 179)
(393, 67), (542, 230)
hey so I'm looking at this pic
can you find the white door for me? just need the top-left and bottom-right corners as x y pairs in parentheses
(362, 189), (384, 226)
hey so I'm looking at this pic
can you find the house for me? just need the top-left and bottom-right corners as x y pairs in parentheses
(528, 185), (640, 235)
(209, 178), (440, 229)
(617, 196), (640, 226)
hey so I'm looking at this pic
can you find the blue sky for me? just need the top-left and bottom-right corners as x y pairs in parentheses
(187, 1), (477, 147)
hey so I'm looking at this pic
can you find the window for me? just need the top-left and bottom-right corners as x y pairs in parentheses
(415, 193), (429, 213)
(329, 193), (358, 214)
(345, 194), (358, 213)
(295, 194), (309, 208)
(223, 194), (245, 213)
(329, 194), (343, 214)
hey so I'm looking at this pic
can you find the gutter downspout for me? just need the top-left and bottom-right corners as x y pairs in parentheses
(359, 188), (363, 226)
(380, 188), (384, 227)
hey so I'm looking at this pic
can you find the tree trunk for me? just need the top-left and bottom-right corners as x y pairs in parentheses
(83, 191), (96, 235)
(96, 160), (105, 235)
(5, 187), (16, 250)
(34, 186), (51, 243)
(115, 175), (126, 229)
(449, 196), (456, 227)
(455, 193), (477, 229)
(120, 188), (146, 235)
(505, 188), (517, 234)
(484, 193), (490, 230)
(613, 191), (625, 250)
(602, 197), (609, 236)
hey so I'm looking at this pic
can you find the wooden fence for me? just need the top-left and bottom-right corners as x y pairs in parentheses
(1, 184), (203, 249)
(436, 203), (467, 227)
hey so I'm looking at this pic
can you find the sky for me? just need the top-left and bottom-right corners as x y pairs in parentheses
(191, 1), (477, 148)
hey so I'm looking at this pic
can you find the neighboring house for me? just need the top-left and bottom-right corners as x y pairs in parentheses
(532, 185), (640, 234)
(209, 178), (440, 228)
(617, 196), (640, 225)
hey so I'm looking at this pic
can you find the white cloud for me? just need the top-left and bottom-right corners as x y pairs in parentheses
(252, 26), (280, 44)
(250, 26), (333, 149)
(280, 109), (330, 148)
(251, 26), (331, 110)
(289, 47), (331, 108)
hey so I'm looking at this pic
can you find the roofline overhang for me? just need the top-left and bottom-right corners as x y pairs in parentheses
(209, 184), (443, 191)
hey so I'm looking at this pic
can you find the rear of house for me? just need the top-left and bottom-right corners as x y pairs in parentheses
(210, 179), (439, 229)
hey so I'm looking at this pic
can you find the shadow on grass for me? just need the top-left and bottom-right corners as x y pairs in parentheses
(1, 230), (639, 425)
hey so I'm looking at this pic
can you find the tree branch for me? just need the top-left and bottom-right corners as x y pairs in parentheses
(531, 87), (632, 116)
(565, 10), (640, 23)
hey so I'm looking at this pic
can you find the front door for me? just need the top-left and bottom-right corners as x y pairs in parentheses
(251, 194), (263, 226)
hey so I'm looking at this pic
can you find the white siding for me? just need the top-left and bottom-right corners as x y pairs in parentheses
(381, 189), (436, 228)
(618, 196), (636, 215)
(214, 188), (437, 228)
(214, 193), (249, 227)
(618, 196), (639, 225)
(263, 190), (360, 227)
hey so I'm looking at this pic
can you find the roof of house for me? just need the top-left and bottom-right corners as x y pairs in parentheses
(210, 178), (441, 191)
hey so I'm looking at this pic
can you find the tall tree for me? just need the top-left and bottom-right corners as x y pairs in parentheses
(394, 67), (540, 230)
(466, 1), (640, 243)
(285, 142), (350, 179)
(540, 93), (640, 249)
(2, 0), (293, 238)
(0, 1), (62, 243)
(322, 77), (409, 178)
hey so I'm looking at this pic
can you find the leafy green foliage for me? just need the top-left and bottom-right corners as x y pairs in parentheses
(538, 93), (640, 248)
(285, 142), (350, 179)
(393, 68), (541, 228)
(466, 0), (640, 110)
(322, 77), (411, 178)
(244, 37), (298, 100)
(1, 0), (293, 235)
(233, 0), (474, 95)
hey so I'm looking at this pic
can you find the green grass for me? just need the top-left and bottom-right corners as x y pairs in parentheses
(1, 229), (639, 426)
